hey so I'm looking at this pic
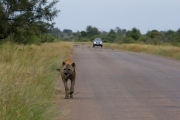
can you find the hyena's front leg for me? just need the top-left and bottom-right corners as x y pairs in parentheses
(70, 80), (75, 98)
(63, 80), (69, 99)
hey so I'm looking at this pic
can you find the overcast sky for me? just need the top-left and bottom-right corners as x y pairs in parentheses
(53, 0), (180, 34)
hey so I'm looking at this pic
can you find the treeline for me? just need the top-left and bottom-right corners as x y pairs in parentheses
(57, 26), (180, 46)
(0, 0), (60, 44)
(51, 25), (180, 46)
(49, 28), (73, 38)
(1, 0), (179, 46)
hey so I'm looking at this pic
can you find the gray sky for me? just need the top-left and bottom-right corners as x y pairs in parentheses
(54, 0), (180, 34)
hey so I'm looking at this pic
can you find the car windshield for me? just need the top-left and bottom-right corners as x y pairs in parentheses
(94, 38), (102, 42)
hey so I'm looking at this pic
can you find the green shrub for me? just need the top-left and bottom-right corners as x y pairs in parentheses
(124, 37), (135, 43)
(41, 34), (56, 43)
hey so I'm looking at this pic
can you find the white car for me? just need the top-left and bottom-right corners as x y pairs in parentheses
(93, 38), (103, 47)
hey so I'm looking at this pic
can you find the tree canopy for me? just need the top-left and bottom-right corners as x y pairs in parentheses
(86, 25), (100, 37)
(0, 0), (60, 43)
(126, 28), (141, 40)
(146, 30), (161, 39)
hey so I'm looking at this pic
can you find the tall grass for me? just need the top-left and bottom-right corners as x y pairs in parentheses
(0, 42), (73, 120)
(104, 43), (180, 60)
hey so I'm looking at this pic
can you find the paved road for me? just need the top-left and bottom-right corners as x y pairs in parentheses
(59, 45), (180, 120)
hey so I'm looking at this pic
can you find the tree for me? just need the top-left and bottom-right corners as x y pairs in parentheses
(121, 29), (127, 35)
(80, 31), (87, 37)
(146, 30), (161, 39)
(115, 27), (127, 35)
(108, 29), (116, 41)
(115, 27), (121, 34)
(175, 29), (180, 44)
(172, 29), (180, 44)
(48, 27), (61, 38)
(86, 25), (100, 37)
(0, 2), (10, 39)
(126, 28), (141, 40)
(146, 30), (162, 45)
(0, 0), (60, 41)
(176, 28), (180, 37)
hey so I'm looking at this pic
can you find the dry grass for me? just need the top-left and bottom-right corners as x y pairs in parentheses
(74, 41), (92, 45)
(0, 42), (73, 120)
(104, 43), (180, 60)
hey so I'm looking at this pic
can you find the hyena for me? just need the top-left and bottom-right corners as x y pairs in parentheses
(56, 59), (76, 99)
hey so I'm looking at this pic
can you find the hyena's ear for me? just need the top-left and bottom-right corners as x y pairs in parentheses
(62, 61), (66, 66)
(56, 69), (60, 72)
(72, 62), (75, 67)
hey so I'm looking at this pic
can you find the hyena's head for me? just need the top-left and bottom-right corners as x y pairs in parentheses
(58, 61), (75, 78)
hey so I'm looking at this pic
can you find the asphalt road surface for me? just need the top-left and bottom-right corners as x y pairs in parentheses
(59, 45), (180, 120)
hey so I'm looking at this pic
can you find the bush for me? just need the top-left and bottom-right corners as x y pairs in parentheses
(12, 27), (42, 45)
(124, 37), (135, 43)
(139, 36), (148, 43)
(41, 34), (56, 43)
